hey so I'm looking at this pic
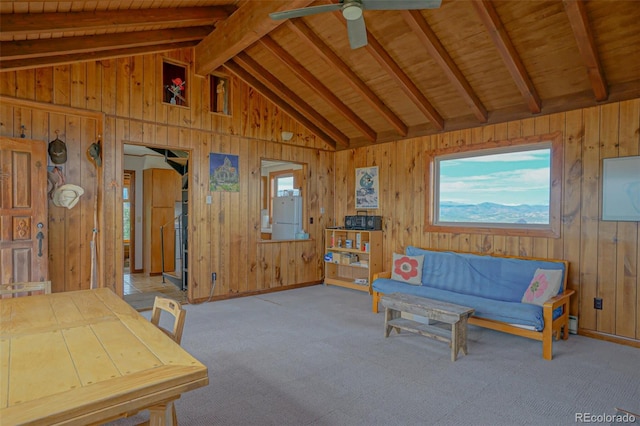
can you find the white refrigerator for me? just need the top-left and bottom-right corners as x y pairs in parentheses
(271, 195), (302, 240)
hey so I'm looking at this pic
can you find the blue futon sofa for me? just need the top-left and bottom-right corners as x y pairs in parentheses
(372, 246), (575, 360)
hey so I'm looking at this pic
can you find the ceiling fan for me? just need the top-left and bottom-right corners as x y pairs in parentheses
(269, 0), (442, 50)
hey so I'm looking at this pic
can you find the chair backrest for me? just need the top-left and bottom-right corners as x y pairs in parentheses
(150, 296), (186, 344)
(0, 281), (52, 299)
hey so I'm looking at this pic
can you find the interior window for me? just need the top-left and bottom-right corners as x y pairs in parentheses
(260, 159), (306, 240)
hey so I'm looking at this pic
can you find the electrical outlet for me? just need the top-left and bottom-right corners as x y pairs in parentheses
(594, 297), (603, 310)
(212, 272), (217, 282)
(310, 217), (313, 224)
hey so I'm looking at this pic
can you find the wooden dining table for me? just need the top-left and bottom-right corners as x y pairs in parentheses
(0, 288), (208, 425)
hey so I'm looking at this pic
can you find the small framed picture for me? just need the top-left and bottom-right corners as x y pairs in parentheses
(355, 166), (379, 209)
(601, 156), (640, 221)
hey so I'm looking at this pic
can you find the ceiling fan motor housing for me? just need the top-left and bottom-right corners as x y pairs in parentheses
(342, 1), (363, 20)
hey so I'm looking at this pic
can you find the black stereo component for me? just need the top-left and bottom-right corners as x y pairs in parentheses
(345, 214), (382, 230)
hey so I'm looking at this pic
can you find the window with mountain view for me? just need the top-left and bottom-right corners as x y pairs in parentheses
(427, 133), (562, 237)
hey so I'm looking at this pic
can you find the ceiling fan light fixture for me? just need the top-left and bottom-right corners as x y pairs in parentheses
(342, 4), (363, 21)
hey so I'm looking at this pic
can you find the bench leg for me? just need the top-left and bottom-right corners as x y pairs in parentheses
(384, 308), (400, 337)
(459, 316), (469, 356)
(450, 316), (470, 362)
(451, 322), (459, 362)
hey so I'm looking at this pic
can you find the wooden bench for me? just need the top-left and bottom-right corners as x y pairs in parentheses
(381, 293), (475, 361)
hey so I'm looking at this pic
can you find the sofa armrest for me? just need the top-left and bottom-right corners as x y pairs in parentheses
(373, 271), (391, 281)
(371, 271), (391, 313)
(543, 289), (575, 310)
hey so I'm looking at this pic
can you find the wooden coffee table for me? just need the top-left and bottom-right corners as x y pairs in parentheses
(381, 293), (475, 361)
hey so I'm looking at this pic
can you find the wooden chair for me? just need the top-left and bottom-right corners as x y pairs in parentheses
(150, 296), (186, 345)
(0, 281), (51, 298)
(147, 296), (187, 424)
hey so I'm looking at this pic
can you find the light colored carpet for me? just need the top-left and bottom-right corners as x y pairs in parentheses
(110, 285), (640, 426)
(123, 291), (164, 311)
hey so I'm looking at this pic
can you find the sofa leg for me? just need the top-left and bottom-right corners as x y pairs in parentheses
(542, 334), (553, 360)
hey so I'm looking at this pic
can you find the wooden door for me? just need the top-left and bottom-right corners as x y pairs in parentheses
(0, 137), (49, 283)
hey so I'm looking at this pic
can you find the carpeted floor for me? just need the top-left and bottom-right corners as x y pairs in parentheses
(110, 285), (640, 426)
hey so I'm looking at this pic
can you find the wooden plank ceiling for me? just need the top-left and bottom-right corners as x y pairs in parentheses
(1, 0), (639, 150)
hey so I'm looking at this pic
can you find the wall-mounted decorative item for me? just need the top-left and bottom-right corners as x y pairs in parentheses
(163, 60), (187, 106)
(602, 156), (640, 221)
(88, 139), (102, 167)
(210, 153), (239, 192)
(210, 74), (230, 115)
(48, 134), (67, 164)
(355, 166), (379, 209)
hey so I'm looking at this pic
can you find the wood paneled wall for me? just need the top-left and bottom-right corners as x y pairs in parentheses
(335, 100), (640, 343)
(1, 47), (638, 344)
(0, 48), (334, 301)
(0, 97), (102, 293)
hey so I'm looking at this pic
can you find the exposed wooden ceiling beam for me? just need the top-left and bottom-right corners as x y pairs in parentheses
(195, 0), (314, 76)
(286, 20), (408, 137)
(232, 53), (349, 148)
(0, 7), (230, 36)
(0, 42), (198, 71)
(472, 0), (542, 114)
(1, 27), (213, 61)
(363, 28), (445, 131)
(562, 0), (608, 101)
(349, 78), (640, 149)
(401, 10), (488, 123)
(259, 36), (377, 143)
(225, 59), (337, 150)
(310, 0), (445, 131)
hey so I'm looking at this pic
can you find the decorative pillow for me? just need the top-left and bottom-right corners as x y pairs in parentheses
(391, 253), (424, 285)
(521, 268), (563, 306)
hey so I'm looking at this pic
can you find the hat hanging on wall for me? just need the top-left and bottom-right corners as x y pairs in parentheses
(88, 140), (102, 167)
(52, 184), (84, 209)
(48, 135), (67, 164)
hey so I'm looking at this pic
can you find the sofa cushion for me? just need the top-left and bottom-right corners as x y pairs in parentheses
(391, 253), (424, 285)
(522, 268), (563, 306)
(405, 246), (565, 302)
(373, 278), (546, 331)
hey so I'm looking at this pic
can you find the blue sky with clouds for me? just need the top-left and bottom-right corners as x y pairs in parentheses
(439, 148), (551, 206)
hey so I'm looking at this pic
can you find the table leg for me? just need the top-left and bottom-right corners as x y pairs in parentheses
(147, 400), (177, 426)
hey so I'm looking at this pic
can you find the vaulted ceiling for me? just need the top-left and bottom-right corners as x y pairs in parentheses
(1, 0), (639, 150)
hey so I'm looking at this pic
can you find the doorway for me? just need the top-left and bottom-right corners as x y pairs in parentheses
(123, 170), (136, 274)
(122, 143), (189, 309)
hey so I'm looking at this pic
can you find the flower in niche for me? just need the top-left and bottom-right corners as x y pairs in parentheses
(524, 272), (549, 302)
(394, 256), (419, 281)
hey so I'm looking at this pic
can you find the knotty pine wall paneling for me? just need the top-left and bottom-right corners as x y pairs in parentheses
(0, 48), (334, 303)
(335, 100), (640, 343)
(0, 95), (103, 294)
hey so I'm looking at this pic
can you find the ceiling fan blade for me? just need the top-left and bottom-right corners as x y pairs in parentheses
(347, 16), (368, 49)
(362, 0), (442, 10)
(269, 4), (342, 20)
